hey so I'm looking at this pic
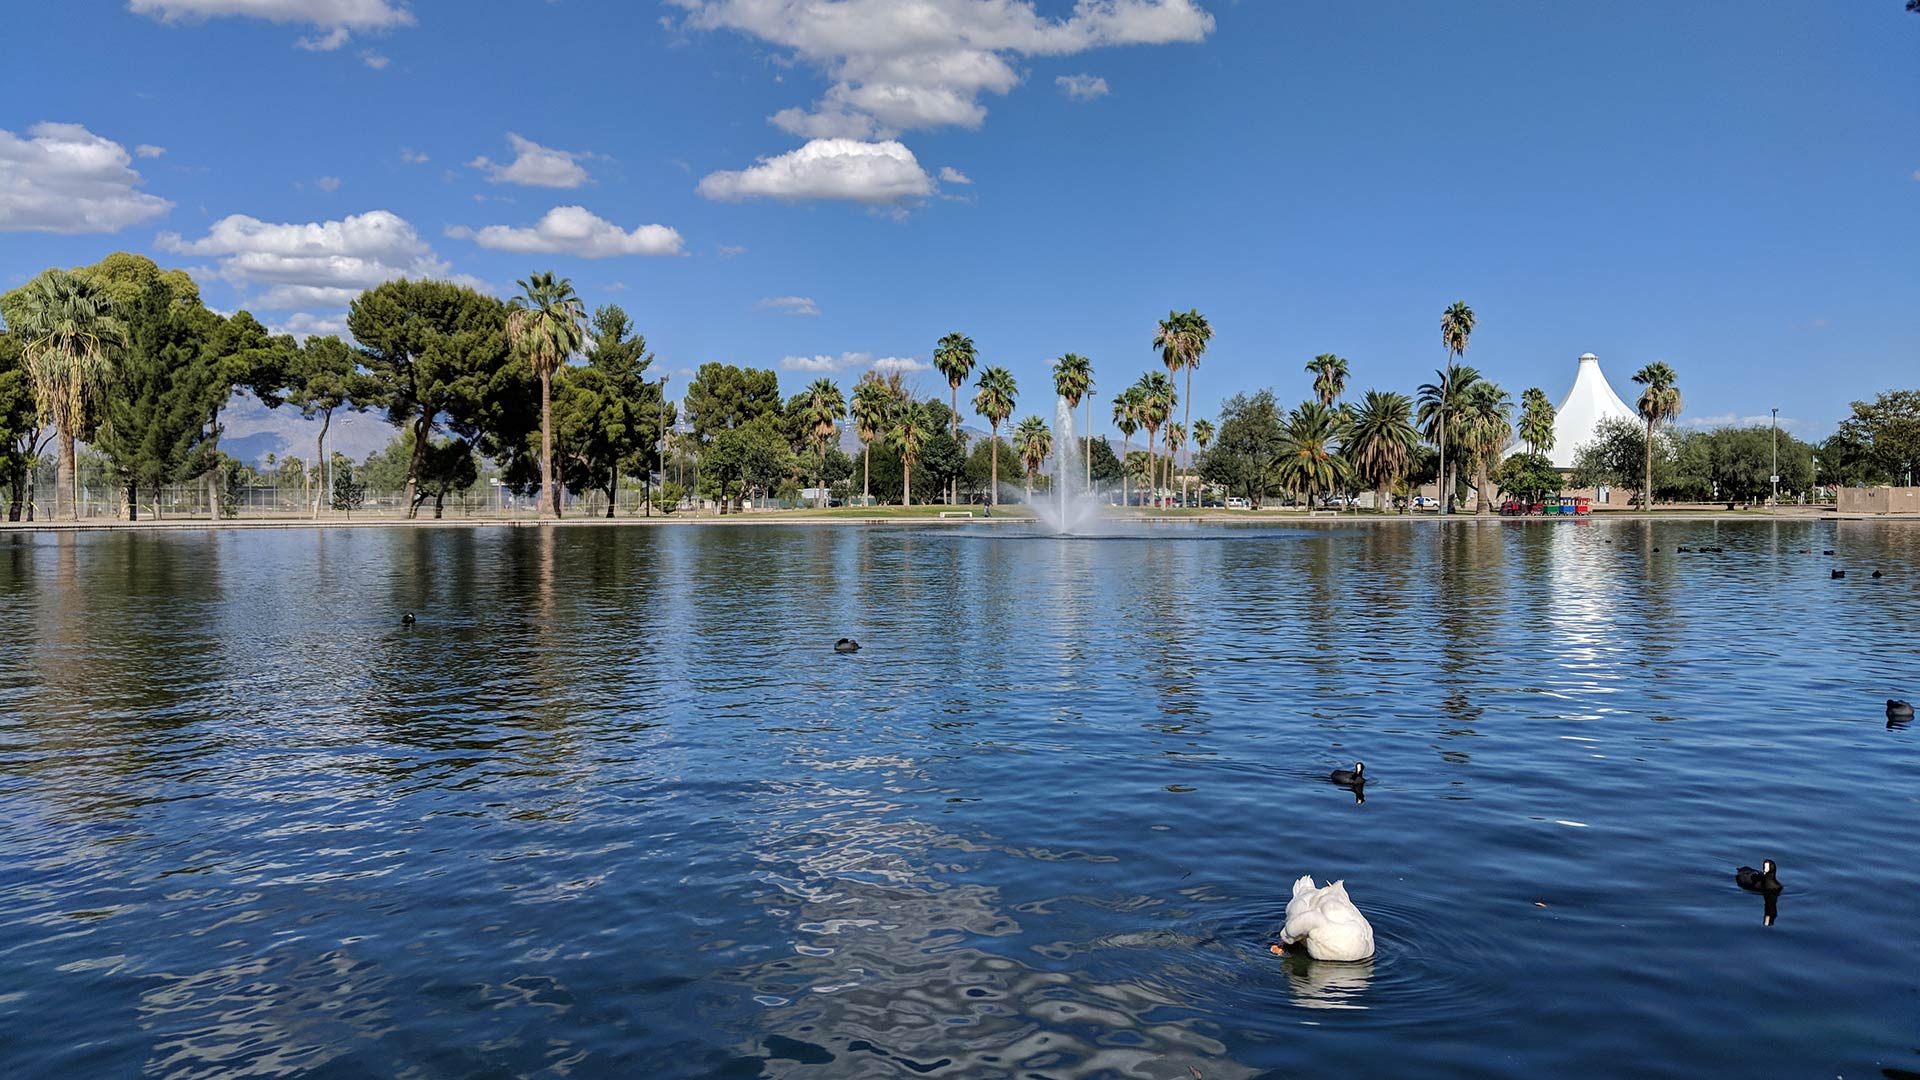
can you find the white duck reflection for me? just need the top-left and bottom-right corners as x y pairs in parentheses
(1278, 951), (1375, 1010)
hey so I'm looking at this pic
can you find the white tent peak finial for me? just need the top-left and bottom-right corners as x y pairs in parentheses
(1578, 352), (1599, 363)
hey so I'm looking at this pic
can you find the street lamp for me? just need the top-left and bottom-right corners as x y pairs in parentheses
(1770, 407), (1779, 509)
(649, 373), (669, 518)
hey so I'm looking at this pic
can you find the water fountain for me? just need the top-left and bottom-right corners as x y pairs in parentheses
(1030, 395), (1106, 535)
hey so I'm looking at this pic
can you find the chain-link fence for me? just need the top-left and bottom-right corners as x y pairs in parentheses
(2, 460), (694, 523)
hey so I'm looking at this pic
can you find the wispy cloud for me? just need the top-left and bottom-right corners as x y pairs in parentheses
(779, 350), (925, 374)
(1680, 413), (1808, 431)
(938, 166), (972, 185)
(757, 295), (819, 316)
(1056, 74), (1110, 101)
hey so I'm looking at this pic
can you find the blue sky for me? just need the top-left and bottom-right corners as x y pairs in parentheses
(3, 0), (1915, 444)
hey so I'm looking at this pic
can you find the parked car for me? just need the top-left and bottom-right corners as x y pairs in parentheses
(1225, 497), (1250, 510)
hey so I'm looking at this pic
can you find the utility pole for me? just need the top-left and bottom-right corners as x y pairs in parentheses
(1770, 407), (1779, 510)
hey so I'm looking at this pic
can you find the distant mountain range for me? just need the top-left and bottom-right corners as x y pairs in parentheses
(218, 392), (398, 465)
(215, 395), (1121, 467)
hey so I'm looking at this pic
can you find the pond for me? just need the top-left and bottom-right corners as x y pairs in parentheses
(1, 520), (1916, 1079)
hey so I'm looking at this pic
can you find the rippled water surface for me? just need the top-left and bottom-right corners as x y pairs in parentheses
(3, 520), (1918, 1079)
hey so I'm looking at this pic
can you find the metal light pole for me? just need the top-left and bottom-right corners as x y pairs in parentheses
(648, 374), (668, 518)
(1770, 407), (1779, 509)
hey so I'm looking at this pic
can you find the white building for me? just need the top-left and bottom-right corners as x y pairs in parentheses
(1514, 352), (1641, 470)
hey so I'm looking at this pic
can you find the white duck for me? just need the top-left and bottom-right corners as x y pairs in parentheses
(1275, 875), (1375, 961)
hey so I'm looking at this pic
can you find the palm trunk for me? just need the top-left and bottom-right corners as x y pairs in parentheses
(863, 442), (871, 506)
(541, 370), (557, 519)
(1144, 428), (1156, 507)
(609, 470), (620, 519)
(817, 438), (826, 510)
(1475, 460), (1491, 516)
(950, 385), (960, 506)
(56, 431), (77, 521)
(904, 459), (912, 507)
(1119, 432), (1130, 506)
(124, 482), (138, 522)
(989, 423), (999, 506)
(1437, 362), (1449, 515)
(1643, 420), (1654, 510)
(1182, 367), (1192, 507)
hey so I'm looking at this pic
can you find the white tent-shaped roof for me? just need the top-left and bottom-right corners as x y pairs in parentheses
(1512, 353), (1640, 469)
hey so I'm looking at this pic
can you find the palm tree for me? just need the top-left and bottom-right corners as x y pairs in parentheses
(1278, 402), (1351, 511)
(1518, 387), (1556, 457)
(1342, 390), (1420, 510)
(1111, 389), (1140, 506)
(971, 365), (1017, 506)
(933, 332), (977, 504)
(1461, 381), (1513, 515)
(1132, 371), (1175, 505)
(1052, 353), (1094, 491)
(1417, 364), (1482, 512)
(1191, 418), (1216, 505)
(1013, 415), (1053, 502)
(12, 269), (125, 520)
(803, 377), (845, 509)
(1438, 301), (1476, 514)
(1632, 362), (1682, 510)
(890, 399), (931, 506)
(1164, 421), (1186, 497)
(1153, 309), (1212, 508)
(849, 376), (893, 508)
(506, 271), (586, 518)
(1306, 354), (1350, 408)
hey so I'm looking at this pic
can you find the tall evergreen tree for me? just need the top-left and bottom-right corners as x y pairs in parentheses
(93, 278), (218, 519)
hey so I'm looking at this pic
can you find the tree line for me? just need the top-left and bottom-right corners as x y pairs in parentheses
(5, 258), (1916, 521)
(0, 255), (670, 521)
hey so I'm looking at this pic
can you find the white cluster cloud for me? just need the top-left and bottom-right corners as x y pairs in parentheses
(469, 133), (590, 188)
(698, 138), (934, 204)
(136, 143), (167, 158)
(157, 208), (452, 309)
(1056, 73), (1110, 100)
(758, 296), (820, 316)
(271, 311), (350, 340)
(938, 165), (972, 184)
(0, 122), (174, 234)
(360, 49), (389, 68)
(781, 351), (925, 373)
(129, 0), (414, 49)
(446, 205), (685, 258)
(668, 0), (1211, 136)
